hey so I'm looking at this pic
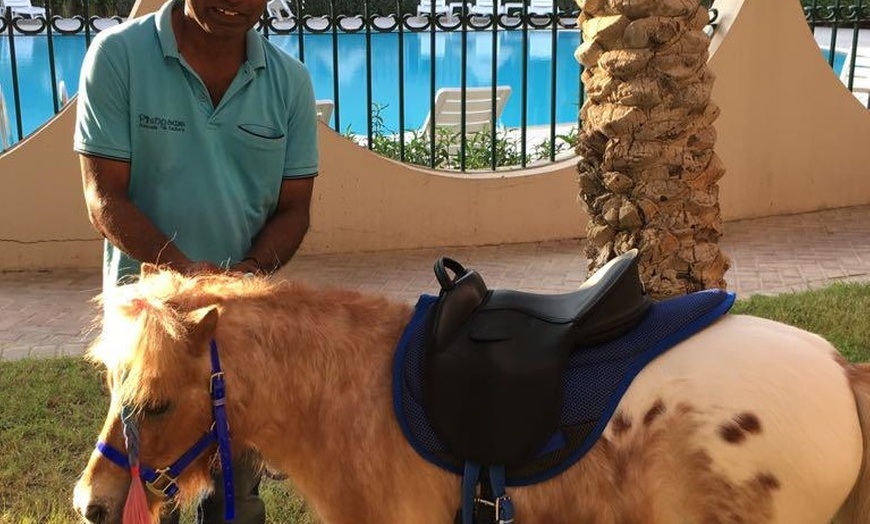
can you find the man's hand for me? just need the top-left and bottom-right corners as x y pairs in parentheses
(228, 258), (262, 275)
(174, 260), (223, 275)
(242, 177), (314, 274)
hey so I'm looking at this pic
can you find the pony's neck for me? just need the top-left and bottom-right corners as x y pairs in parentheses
(218, 287), (445, 520)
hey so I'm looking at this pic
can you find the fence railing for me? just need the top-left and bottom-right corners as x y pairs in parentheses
(1, 2), (740, 171)
(804, 1), (870, 108)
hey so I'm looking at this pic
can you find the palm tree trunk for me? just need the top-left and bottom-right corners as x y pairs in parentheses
(575, 0), (729, 299)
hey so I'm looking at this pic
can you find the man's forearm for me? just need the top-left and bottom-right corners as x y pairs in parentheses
(91, 195), (191, 268)
(244, 207), (311, 273)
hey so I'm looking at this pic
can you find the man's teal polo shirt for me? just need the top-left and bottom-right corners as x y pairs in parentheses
(74, 0), (319, 286)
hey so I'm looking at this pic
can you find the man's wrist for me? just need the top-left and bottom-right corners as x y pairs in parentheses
(240, 256), (263, 274)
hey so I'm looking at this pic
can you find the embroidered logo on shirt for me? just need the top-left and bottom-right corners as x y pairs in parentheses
(139, 114), (186, 133)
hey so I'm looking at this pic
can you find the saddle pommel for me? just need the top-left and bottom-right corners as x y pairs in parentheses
(430, 257), (489, 351)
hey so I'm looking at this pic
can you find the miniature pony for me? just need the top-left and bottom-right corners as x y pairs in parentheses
(74, 267), (870, 523)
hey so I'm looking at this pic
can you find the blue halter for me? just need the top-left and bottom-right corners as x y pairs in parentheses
(96, 340), (236, 520)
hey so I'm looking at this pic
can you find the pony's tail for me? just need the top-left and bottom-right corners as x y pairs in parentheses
(835, 362), (870, 523)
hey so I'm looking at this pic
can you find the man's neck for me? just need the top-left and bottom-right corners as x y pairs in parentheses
(172, 7), (246, 66)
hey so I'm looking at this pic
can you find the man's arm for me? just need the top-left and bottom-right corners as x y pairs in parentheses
(80, 154), (219, 274)
(231, 176), (315, 274)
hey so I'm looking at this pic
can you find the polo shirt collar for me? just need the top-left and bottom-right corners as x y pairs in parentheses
(155, 0), (266, 69)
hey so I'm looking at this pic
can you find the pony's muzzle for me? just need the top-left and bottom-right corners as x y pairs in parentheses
(83, 502), (108, 523)
(73, 491), (120, 524)
(73, 476), (124, 524)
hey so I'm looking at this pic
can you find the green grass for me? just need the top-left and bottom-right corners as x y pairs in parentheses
(731, 282), (870, 362)
(0, 359), (316, 523)
(1, 282), (868, 522)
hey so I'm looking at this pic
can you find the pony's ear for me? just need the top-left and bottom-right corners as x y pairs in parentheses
(140, 263), (160, 277)
(186, 307), (219, 353)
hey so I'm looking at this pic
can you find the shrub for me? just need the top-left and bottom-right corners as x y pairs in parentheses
(349, 102), (577, 171)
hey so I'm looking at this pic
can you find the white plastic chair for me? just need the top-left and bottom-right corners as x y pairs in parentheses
(316, 99), (334, 125)
(418, 85), (511, 151)
(0, 83), (11, 150)
(469, 0), (504, 16)
(58, 80), (69, 107)
(499, 0), (553, 15)
(841, 48), (870, 98)
(417, 0), (450, 17)
(528, 0), (554, 14)
(1, 0), (46, 18)
(265, 0), (293, 20)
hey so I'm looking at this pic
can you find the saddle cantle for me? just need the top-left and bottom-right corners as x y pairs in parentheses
(423, 249), (651, 467)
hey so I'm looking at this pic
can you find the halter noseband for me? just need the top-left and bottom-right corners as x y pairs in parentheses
(96, 340), (236, 520)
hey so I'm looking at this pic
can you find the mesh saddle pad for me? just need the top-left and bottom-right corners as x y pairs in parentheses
(392, 288), (735, 486)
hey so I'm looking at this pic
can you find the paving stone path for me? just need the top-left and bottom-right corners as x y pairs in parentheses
(2, 205), (868, 361)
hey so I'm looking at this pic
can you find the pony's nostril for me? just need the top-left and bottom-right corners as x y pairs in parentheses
(84, 503), (108, 523)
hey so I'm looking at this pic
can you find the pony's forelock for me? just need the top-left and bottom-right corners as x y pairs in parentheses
(89, 269), (279, 404)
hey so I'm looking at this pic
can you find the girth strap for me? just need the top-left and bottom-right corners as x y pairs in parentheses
(458, 463), (515, 524)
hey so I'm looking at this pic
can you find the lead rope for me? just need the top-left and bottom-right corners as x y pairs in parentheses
(121, 404), (152, 524)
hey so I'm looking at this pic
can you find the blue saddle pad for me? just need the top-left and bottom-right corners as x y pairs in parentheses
(392, 288), (735, 486)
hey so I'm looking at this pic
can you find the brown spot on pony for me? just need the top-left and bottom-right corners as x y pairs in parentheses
(73, 268), (870, 524)
(611, 411), (632, 436)
(643, 399), (666, 426)
(719, 412), (763, 444)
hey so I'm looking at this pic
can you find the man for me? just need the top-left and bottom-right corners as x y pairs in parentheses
(74, 0), (319, 519)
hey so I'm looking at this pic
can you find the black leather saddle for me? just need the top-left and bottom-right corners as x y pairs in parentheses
(423, 249), (651, 467)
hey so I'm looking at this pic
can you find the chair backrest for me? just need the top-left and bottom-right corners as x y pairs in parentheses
(417, 0), (449, 15)
(842, 49), (870, 94)
(470, 0), (497, 12)
(58, 80), (69, 106)
(2, 0), (38, 8)
(419, 85), (511, 139)
(0, 83), (11, 150)
(528, 0), (554, 13)
(265, 0), (291, 20)
(315, 99), (334, 125)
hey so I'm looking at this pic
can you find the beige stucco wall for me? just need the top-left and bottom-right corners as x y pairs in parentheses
(711, 0), (870, 218)
(0, 0), (868, 270)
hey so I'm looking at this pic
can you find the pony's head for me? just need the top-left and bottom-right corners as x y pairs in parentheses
(73, 267), (245, 523)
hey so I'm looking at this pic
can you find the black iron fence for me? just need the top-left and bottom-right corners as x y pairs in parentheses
(263, 4), (586, 170)
(1, 1), (586, 170)
(11, 2), (851, 172)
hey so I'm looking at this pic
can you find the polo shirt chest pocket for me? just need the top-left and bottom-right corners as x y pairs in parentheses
(235, 124), (287, 174)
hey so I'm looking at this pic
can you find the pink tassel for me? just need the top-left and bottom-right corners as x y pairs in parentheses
(123, 465), (152, 524)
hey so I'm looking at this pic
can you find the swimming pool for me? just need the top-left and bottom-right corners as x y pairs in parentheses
(820, 47), (848, 78)
(0, 29), (582, 146)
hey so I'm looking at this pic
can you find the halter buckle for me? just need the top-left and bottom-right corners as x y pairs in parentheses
(146, 467), (180, 498)
(209, 371), (225, 394)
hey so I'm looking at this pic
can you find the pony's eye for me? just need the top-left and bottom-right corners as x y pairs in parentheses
(142, 400), (172, 417)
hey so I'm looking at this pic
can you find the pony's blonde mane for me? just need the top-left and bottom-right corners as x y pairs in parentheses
(88, 270), (287, 406)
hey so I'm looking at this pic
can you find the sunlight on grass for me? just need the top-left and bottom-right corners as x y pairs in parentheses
(0, 282), (867, 522)
(731, 282), (870, 362)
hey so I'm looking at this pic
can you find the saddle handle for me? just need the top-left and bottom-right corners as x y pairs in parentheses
(430, 257), (489, 350)
(434, 257), (470, 290)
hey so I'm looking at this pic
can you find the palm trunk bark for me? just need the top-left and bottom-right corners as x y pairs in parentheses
(575, 0), (729, 299)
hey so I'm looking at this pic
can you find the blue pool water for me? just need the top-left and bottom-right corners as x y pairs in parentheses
(0, 29), (581, 145)
(820, 47), (848, 77)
